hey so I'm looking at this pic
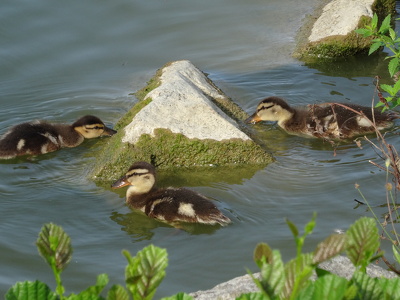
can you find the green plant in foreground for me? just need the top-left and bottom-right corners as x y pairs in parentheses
(6, 217), (400, 300)
(239, 215), (400, 300)
(5, 223), (186, 300)
(356, 13), (400, 110)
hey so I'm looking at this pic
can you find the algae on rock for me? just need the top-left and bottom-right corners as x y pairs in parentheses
(89, 61), (273, 181)
(294, 0), (396, 62)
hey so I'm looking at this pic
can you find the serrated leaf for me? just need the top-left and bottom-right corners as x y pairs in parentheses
(254, 243), (273, 266)
(312, 274), (347, 300)
(379, 277), (400, 299)
(379, 14), (391, 34)
(352, 270), (383, 300)
(258, 250), (285, 297)
(313, 234), (347, 264)
(388, 57), (399, 78)
(36, 223), (72, 271)
(124, 245), (168, 300)
(161, 292), (194, 300)
(5, 281), (57, 300)
(107, 285), (129, 300)
(380, 84), (394, 95)
(282, 253), (313, 299)
(346, 217), (379, 272)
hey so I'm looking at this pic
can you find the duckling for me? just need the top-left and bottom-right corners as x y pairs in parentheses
(246, 96), (399, 139)
(0, 115), (117, 159)
(111, 161), (231, 226)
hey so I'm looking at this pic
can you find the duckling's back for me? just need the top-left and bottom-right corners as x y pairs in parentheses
(142, 187), (231, 226)
(0, 121), (62, 159)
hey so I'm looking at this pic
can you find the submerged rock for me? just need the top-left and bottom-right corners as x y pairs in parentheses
(90, 60), (273, 181)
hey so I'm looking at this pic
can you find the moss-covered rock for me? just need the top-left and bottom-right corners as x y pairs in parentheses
(89, 61), (273, 181)
(294, 0), (395, 62)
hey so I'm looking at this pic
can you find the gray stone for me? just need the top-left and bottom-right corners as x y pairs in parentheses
(308, 0), (374, 42)
(122, 60), (251, 144)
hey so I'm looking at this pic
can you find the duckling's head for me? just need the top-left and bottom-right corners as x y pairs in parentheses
(73, 115), (117, 139)
(111, 161), (156, 195)
(245, 96), (295, 126)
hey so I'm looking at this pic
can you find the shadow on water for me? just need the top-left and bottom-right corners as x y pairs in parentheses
(110, 210), (226, 239)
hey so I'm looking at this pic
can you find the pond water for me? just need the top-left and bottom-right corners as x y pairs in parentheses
(1, 0), (399, 297)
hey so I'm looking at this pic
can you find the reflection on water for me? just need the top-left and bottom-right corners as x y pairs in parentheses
(110, 210), (225, 239)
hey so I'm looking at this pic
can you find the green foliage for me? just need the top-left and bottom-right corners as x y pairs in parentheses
(123, 246), (168, 300)
(246, 215), (399, 300)
(6, 223), (191, 300)
(6, 217), (400, 300)
(355, 13), (400, 110)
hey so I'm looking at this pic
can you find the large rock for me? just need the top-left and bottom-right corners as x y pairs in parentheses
(294, 0), (395, 60)
(190, 255), (397, 299)
(90, 60), (273, 181)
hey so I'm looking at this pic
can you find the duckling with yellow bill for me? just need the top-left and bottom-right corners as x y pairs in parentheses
(246, 96), (399, 140)
(111, 161), (231, 226)
(0, 115), (117, 159)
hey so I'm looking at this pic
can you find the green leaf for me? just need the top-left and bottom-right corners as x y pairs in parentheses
(286, 219), (299, 238)
(388, 57), (399, 78)
(304, 213), (316, 235)
(107, 285), (130, 300)
(380, 84), (394, 95)
(389, 28), (397, 41)
(5, 281), (57, 300)
(371, 13), (378, 31)
(282, 253), (313, 299)
(313, 234), (347, 264)
(312, 274), (348, 300)
(257, 250), (285, 297)
(379, 14), (391, 34)
(352, 270), (383, 300)
(123, 245), (168, 300)
(235, 293), (267, 300)
(393, 245), (400, 264)
(36, 223), (72, 272)
(355, 28), (373, 37)
(254, 243), (273, 267)
(379, 277), (400, 299)
(75, 273), (109, 297)
(161, 292), (194, 300)
(368, 42), (382, 55)
(346, 217), (380, 272)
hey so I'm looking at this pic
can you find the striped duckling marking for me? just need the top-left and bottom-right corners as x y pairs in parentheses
(246, 96), (399, 140)
(0, 115), (117, 159)
(111, 161), (231, 226)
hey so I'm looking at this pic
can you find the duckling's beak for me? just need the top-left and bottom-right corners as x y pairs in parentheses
(101, 126), (117, 137)
(245, 113), (262, 124)
(111, 175), (130, 189)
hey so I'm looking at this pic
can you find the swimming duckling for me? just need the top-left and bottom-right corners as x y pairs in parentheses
(111, 161), (231, 226)
(0, 115), (117, 159)
(246, 96), (399, 139)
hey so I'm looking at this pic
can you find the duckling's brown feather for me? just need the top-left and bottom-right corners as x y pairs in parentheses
(248, 97), (399, 139)
(0, 115), (116, 159)
(112, 161), (231, 226)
